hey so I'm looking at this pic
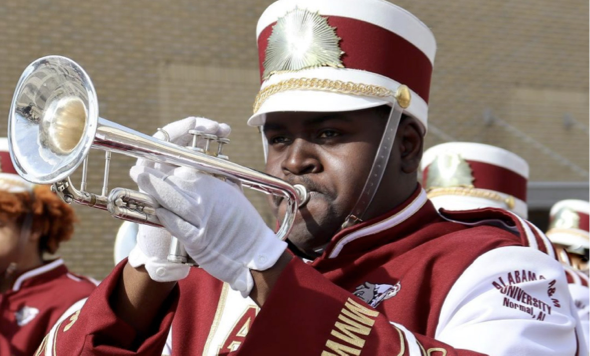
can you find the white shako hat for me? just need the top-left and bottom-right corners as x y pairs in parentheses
(421, 142), (529, 218)
(0, 137), (34, 193)
(248, 0), (436, 130)
(546, 199), (590, 254)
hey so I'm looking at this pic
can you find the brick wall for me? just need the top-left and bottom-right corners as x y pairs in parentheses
(0, 0), (587, 279)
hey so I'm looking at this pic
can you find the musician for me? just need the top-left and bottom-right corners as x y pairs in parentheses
(422, 142), (589, 350)
(546, 199), (590, 347)
(0, 138), (96, 356)
(547, 200), (590, 273)
(421, 142), (531, 218)
(41, 0), (578, 355)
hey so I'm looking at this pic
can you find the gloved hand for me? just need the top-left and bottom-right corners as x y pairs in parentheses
(131, 165), (288, 297)
(127, 117), (231, 282)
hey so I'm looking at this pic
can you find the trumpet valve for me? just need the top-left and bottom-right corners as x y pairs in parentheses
(217, 137), (230, 160)
(188, 130), (206, 153)
(189, 130), (219, 155)
(202, 134), (218, 155)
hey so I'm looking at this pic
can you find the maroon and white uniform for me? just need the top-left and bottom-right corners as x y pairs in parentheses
(40, 189), (578, 355)
(0, 259), (96, 356)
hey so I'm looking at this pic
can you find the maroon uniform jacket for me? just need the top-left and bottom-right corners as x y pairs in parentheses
(39, 189), (578, 355)
(1, 259), (96, 356)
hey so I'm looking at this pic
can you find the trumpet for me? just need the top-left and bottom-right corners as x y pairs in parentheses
(8, 56), (309, 265)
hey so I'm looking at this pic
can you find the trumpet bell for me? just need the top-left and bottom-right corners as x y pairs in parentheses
(8, 56), (99, 184)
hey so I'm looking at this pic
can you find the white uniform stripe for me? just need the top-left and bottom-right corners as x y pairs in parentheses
(508, 212), (539, 251)
(389, 321), (423, 356)
(565, 266), (582, 285)
(527, 221), (556, 259)
(13, 259), (64, 291)
(329, 190), (428, 258)
(579, 271), (589, 285)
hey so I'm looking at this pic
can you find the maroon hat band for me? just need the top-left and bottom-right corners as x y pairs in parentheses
(258, 15), (433, 103)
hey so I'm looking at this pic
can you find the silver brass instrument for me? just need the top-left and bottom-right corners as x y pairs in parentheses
(8, 56), (309, 265)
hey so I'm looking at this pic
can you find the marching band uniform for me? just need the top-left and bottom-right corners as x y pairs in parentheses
(0, 138), (96, 356)
(547, 200), (590, 348)
(422, 143), (589, 352)
(0, 259), (96, 356)
(42, 188), (577, 355)
(38, 0), (578, 355)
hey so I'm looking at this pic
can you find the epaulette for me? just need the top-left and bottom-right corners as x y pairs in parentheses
(437, 207), (558, 261)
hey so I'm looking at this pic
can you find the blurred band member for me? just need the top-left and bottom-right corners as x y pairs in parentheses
(423, 142), (588, 350)
(421, 142), (529, 218)
(547, 200), (590, 273)
(0, 138), (96, 356)
(547, 199), (590, 347)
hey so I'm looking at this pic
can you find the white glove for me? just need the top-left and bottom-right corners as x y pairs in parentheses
(131, 165), (287, 297)
(127, 117), (231, 282)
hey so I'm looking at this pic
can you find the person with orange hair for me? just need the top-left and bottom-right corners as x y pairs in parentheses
(0, 138), (97, 356)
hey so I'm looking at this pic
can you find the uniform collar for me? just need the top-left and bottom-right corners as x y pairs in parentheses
(11, 259), (66, 292)
(320, 187), (437, 260)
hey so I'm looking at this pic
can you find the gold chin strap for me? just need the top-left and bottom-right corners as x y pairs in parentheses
(341, 86), (411, 229)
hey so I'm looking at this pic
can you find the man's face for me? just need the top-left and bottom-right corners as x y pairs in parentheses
(263, 108), (389, 257)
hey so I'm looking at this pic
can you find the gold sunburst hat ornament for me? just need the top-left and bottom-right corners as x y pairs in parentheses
(550, 207), (581, 231)
(546, 200), (590, 254)
(262, 8), (344, 80)
(425, 151), (474, 190)
(421, 142), (529, 218)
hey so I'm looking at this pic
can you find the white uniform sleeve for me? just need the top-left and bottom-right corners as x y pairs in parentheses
(435, 246), (579, 355)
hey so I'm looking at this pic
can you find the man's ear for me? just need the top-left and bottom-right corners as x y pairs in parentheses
(398, 117), (423, 174)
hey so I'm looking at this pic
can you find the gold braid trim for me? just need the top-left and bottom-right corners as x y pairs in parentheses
(426, 187), (516, 210)
(253, 78), (394, 113)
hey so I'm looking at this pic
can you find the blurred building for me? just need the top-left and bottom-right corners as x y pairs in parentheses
(0, 0), (587, 279)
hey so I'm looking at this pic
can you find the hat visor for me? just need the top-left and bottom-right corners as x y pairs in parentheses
(248, 89), (390, 127)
